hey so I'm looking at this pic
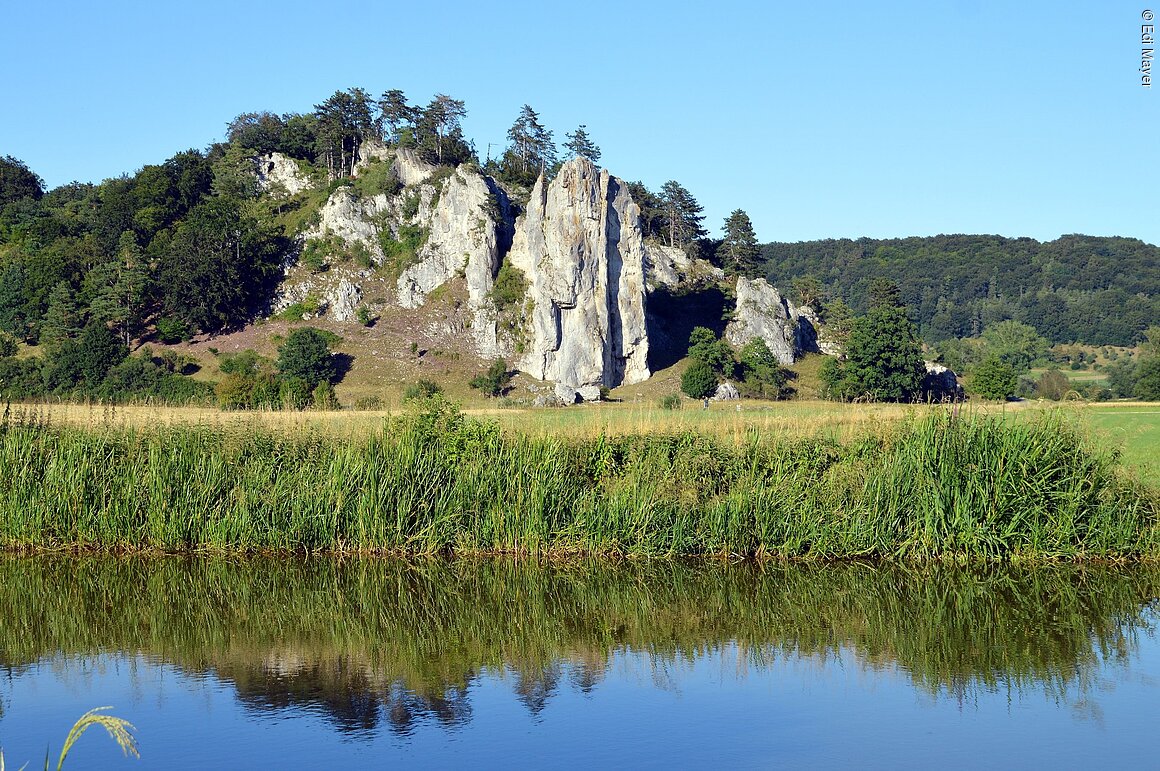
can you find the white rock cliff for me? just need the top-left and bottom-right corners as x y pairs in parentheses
(507, 158), (651, 391)
(725, 277), (817, 365)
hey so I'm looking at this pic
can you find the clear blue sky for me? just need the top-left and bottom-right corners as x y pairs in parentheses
(2, 0), (1156, 245)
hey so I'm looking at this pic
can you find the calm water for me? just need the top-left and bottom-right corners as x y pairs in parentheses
(1, 556), (1158, 768)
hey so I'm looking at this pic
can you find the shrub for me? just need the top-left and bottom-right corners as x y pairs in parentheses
(0, 332), (17, 358)
(489, 262), (529, 311)
(1036, 368), (1072, 401)
(155, 316), (191, 344)
(404, 379), (443, 401)
(469, 358), (512, 397)
(1134, 356), (1160, 401)
(277, 327), (337, 386)
(681, 359), (718, 399)
(659, 393), (683, 410)
(356, 306), (375, 327)
(312, 381), (340, 410)
(275, 295), (322, 321)
(971, 357), (1019, 400)
(738, 337), (788, 399)
(687, 326), (736, 377)
(278, 376), (312, 410)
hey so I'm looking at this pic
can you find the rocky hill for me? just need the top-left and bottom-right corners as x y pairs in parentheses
(268, 151), (819, 400)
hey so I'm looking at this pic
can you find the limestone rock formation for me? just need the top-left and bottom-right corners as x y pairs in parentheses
(507, 158), (650, 390)
(326, 279), (362, 322)
(311, 189), (384, 257)
(923, 362), (965, 401)
(725, 277), (815, 365)
(645, 243), (724, 289)
(256, 153), (311, 197)
(396, 167), (500, 308)
(294, 149), (510, 353)
(278, 153), (659, 388)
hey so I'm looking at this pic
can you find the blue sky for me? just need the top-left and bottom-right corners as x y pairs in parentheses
(2, 0), (1156, 245)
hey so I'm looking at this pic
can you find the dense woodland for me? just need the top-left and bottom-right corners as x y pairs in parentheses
(763, 235), (1160, 347)
(1, 85), (1158, 405)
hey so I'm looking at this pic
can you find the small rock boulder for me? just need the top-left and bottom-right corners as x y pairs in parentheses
(924, 362), (965, 401)
(554, 382), (580, 405)
(712, 381), (741, 401)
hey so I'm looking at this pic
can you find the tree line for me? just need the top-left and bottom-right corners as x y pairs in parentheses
(763, 234), (1160, 347)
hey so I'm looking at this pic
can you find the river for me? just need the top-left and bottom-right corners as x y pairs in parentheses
(1, 556), (1157, 768)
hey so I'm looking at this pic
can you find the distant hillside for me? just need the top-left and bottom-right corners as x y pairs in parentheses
(761, 234), (1160, 346)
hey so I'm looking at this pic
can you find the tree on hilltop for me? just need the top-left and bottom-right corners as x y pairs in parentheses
(418, 93), (469, 165)
(313, 88), (376, 177)
(502, 105), (557, 185)
(718, 209), (761, 277)
(377, 89), (420, 144)
(660, 181), (705, 249)
(0, 155), (44, 205)
(564, 125), (601, 163)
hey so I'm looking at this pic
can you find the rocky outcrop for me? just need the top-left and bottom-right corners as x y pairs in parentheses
(256, 153), (312, 197)
(277, 153), (669, 388)
(507, 158), (650, 390)
(296, 150), (510, 352)
(326, 279), (362, 322)
(924, 362), (965, 401)
(645, 243), (724, 290)
(311, 189), (384, 257)
(271, 266), (373, 321)
(394, 166), (508, 357)
(354, 141), (436, 186)
(725, 277), (817, 365)
(397, 168), (499, 304)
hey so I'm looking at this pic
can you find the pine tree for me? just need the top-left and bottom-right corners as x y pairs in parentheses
(719, 209), (761, 276)
(419, 94), (468, 165)
(88, 231), (148, 347)
(313, 88), (376, 177)
(377, 89), (418, 144)
(564, 125), (601, 163)
(40, 282), (80, 350)
(659, 181), (705, 248)
(504, 105), (556, 182)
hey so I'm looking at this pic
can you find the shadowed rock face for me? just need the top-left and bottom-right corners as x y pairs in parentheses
(725, 277), (798, 365)
(726, 277), (817, 365)
(507, 157), (650, 390)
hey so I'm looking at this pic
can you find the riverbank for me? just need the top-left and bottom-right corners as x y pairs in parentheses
(2, 400), (1156, 559)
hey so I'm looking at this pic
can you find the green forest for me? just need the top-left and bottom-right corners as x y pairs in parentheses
(762, 234), (1160, 347)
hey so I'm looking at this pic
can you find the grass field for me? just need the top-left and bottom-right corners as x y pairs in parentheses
(2, 403), (1155, 558)
(13, 397), (1158, 486)
(1084, 404), (1160, 485)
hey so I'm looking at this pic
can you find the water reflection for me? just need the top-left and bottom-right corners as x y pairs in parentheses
(0, 556), (1156, 736)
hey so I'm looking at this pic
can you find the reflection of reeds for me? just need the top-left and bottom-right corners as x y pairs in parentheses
(0, 403), (1156, 557)
(1, 556), (1155, 712)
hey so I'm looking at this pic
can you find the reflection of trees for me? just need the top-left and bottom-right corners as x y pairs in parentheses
(0, 556), (1156, 734)
(514, 663), (561, 716)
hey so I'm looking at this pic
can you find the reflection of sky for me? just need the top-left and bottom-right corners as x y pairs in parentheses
(2, 633), (1158, 770)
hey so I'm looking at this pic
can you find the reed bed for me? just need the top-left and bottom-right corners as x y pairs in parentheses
(0, 400), (1156, 559)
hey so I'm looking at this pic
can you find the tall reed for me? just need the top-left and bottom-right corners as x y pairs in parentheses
(0, 401), (1155, 559)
